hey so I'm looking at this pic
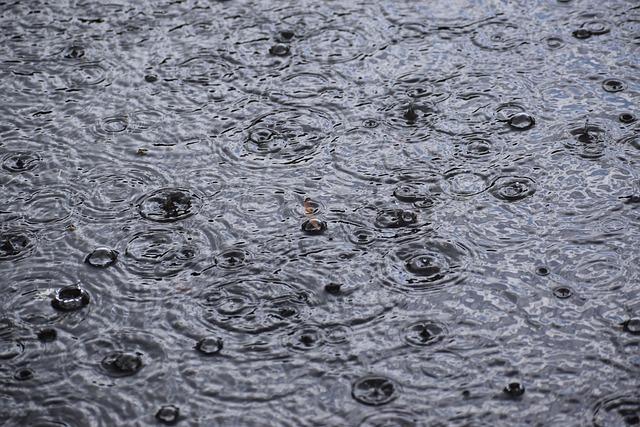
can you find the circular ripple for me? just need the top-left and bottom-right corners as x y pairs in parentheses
(266, 72), (344, 101)
(592, 394), (640, 427)
(403, 320), (448, 346)
(283, 325), (324, 352)
(230, 108), (335, 167)
(442, 169), (490, 197)
(581, 20), (610, 36)
(393, 182), (434, 203)
(73, 328), (167, 386)
(454, 135), (503, 163)
(375, 209), (418, 229)
(547, 244), (627, 294)
(0, 229), (36, 261)
(331, 131), (394, 182)
(564, 123), (610, 159)
(95, 115), (129, 135)
(619, 134), (640, 157)
(79, 165), (169, 222)
(198, 279), (311, 334)
(0, 340), (24, 361)
(178, 356), (309, 404)
(545, 36), (565, 49)
(299, 26), (376, 64)
(2, 151), (41, 172)
(216, 247), (251, 270)
(176, 55), (237, 86)
(352, 375), (399, 406)
(23, 188), (82, 225)
(471, 21), (527, 51)
(64, 62), (108, 87)
(490, 176), (536, 202)
(347, 228), (377, 246)
(124, 228), (210, 278)
(359, 410), (420, 427)
(619, 113), (636, 124)
(195, 336), (224, 356)
(383, 240), (472, 293)
(0, 275), (90, 328)
(602, 78), (627, 93)
(138, 188), (203, 223)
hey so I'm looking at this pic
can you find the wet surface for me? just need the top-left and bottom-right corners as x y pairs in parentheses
(0, 0), (639, 425)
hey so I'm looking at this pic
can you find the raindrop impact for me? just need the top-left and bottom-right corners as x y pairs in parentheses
(503, 382), (525, 397)
(156, 405), (180, 425)
(195, 337), (224, 355)
(51, 286), (90, 311)
(302, 218), (327, 234)
(403, 321), (446, 346)
(101, 351), (143, 377)
(508, 113), (535, 131)
(85, 247), (118, 268)
(352, 375), (399, 406)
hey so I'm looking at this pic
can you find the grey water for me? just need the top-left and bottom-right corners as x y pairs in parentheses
(0, 0), (639, 425)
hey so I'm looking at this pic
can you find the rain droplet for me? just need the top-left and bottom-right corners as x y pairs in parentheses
(195, 337), (223, 355)
(490, 177), (536, 201)
(403, 104), (418, 122)
(269, 44), (290, 56)
(14, 368), (34, 381)
(623, 318), (640, 335)
(350, 229), (376, 245)
(287, 326), (323, 351)
(101, 351), (143, 377)
(619, 113), (636, 124)
(51, 286), (90, 311)
(216, 248), (249, 269)
(503, 382), (525, 397)
(536, 266), (550, 276)
(37, 328), (57, 342)
(278, 30), (295, 41)
(405, 255), (445, 281)
(352, 375), (399, 406)
(404, 321), (446, 346)
(602, 79), (626, 93)
(572, 29), (592, 39)
(64, 45), (85, 59)
(301, 218), (327, 234)
(508, 113), (535, 131)
(138, 188), (201, 223)
(324, 283), (342, 295)
(375, 209), (417, 228)
(0, 231), (35, 261)
(155, 405), (180, 425)
(553, 286), (573, 299)
(393, 184), (430, 203)
(2, 152), (40, 172)
(85, 247), (118, 268)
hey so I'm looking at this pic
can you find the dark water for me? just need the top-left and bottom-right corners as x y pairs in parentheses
(0, 0), (639, 425)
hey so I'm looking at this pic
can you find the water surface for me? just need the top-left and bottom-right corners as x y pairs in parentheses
(1, 0), (639, 425)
